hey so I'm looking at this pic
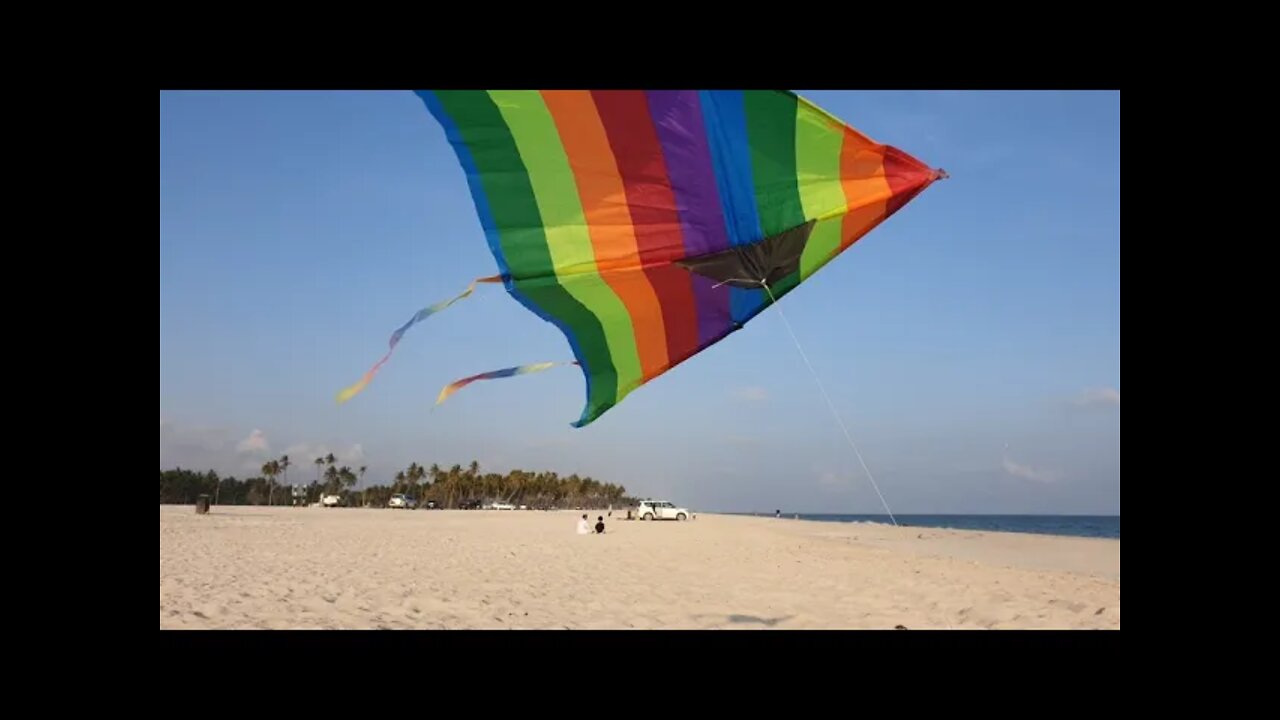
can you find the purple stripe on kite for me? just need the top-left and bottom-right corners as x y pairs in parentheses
(690, 273), (733, 347)
(646, 91), (731, 259)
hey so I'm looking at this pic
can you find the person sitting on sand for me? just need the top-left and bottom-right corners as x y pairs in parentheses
(595, 516), (605, 534)
(577, 514), (590, 535)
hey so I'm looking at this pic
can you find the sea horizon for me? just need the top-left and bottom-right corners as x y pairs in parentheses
(722, 513), (1120, 540)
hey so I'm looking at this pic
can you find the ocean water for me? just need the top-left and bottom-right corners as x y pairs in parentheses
(736, 514), (1120, 539)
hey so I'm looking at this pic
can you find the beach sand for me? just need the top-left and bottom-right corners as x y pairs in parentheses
(159, 505), (1119, 629)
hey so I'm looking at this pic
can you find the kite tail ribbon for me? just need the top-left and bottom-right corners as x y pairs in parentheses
(336, 275), (503, 404)
(435, 361), (580, 407)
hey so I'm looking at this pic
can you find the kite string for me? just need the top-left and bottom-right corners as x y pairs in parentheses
(760, 281), (898, 526)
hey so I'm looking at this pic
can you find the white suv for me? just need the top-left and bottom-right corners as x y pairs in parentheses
(388, 494), (417, 509)
(637, 499), (690, 521)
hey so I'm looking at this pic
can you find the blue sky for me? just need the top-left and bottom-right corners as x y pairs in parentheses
(160, 90), (1120, 515)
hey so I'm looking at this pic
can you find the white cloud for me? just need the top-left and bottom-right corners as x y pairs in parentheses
(160, 421), (363, 479)
(1074, 387), (1120, 408)
(236, 429), (270, 455)
(1002, 457), (1060, 484)
(732, 386), (769, 402)
(818, 471), (850, 487)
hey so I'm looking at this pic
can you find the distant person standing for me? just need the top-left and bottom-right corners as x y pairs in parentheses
(775, 509), (781, 518)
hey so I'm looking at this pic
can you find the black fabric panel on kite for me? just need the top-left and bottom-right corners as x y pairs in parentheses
(675, 220), (817, 288)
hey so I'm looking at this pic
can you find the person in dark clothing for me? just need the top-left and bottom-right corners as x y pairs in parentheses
(595, 516), (605, 534)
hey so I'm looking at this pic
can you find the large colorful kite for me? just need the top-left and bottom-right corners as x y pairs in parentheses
(339, 90), (944, 427)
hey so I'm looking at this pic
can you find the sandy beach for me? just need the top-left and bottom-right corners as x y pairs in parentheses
(159, 505), (1119, 630)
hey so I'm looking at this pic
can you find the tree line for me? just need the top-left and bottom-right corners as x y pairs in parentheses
(159, 456), (636, 510)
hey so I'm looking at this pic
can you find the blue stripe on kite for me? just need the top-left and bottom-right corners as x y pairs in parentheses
(415, 90), (596, 427)
(700, 90), (764, 249)
(416, 91), (512, 279)
(730, 286), (767, 325)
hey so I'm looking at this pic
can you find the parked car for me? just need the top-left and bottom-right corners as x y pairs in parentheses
(388, 494), (417, 509)
(321, 494), (343, 507)
(636, 499), (690, 521)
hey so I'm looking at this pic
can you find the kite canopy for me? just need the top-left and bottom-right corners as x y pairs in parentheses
(344, 90), (941, 427)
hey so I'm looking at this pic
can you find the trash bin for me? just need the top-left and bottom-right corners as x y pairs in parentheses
(196, 494), (211, 515)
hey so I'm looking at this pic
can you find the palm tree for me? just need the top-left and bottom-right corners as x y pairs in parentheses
(261, 460), (280, 506)
(424, 463), (442, 506)
(323, 454), (337, 501)
(565, 474), (582, 507)
(546, 472), (561, 506)
(403, 463), (418, 498)
(468, 461), (482, 504)
(339, 467), (356, 501)
(445, 464), (463, 508)
(359, 465), (368, 507)
(314, 457), (324, 501)
(279, 454), (291, 492)
(408, 463), (427, 505)
(528, 472), (543, 507)
(394, 471), (406, 494)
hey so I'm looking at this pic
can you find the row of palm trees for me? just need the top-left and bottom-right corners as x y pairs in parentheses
(375, 461), (631, 509)
(215, 458), (632, 510)
(258, 453), (368, 504)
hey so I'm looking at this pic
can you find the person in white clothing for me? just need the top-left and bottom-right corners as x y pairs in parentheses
(576, 514), (590, 534)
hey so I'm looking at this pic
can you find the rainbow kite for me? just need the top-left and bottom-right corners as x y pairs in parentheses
(340, 90), (943, 426)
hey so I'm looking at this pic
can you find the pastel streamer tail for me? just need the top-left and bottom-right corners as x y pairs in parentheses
(436, 361), (581, 407)
(337, 275), (503, 404)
